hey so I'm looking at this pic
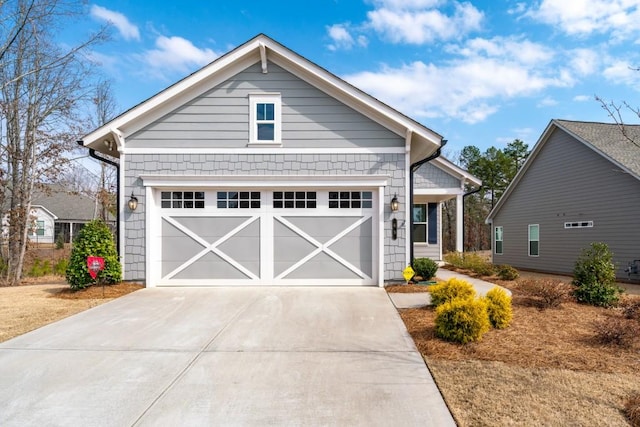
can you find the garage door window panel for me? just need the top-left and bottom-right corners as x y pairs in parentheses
(273, 191), (317, 208)
(217, 191), (261, 209)
(161, 191), (205, 209)
(329, 191), (372, 209)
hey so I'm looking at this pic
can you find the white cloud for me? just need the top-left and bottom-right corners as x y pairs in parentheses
(367, 2), (483, 44)
(568, 48), (599, 76)
(344, 37), (572, 123)
(537, 96), (558, 107)
(141, 36), (218, 77)
(573, 95), (592, 102)
(90, 5), (140, 41)
(527, 0), (640, 39)
(603, 60), (640, 87)
(327, 24), (356, 51)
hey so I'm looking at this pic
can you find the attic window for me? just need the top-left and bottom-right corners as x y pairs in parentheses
(249, 93), (281, 145)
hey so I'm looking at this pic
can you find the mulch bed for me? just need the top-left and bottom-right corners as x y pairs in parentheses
(52, 282), (144, 300)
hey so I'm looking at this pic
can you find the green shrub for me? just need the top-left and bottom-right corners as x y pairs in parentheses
(66, 219), (121, 290)
(444, 252), (495, 277)
(496, 264), (519, 280)
(572, 242), (622, 307)
(54, 258), (69, 276)
(435, 298), (491, 343)
(27, 258), (52, 277)
(413, 258), (438, 280)
(484, 287), (513, 329)
(429, 278), (477, 307)
(55, 234), (65, 250)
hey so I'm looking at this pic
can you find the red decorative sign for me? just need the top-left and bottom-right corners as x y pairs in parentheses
(87, 256), (105, 280)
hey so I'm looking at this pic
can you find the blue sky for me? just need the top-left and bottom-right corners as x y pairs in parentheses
(72, 0), (640, 157)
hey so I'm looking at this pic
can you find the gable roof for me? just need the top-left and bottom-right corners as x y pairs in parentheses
(80, 34), (443, 164)
(31, 185), (99, 222)
(486, 119), (640, 222)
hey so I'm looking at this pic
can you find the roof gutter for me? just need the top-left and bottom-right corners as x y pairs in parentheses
(409, 138), (447, 266)
(77, 141), (120, 255)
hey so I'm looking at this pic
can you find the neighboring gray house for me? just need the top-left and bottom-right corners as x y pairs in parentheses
(80, 34), (479, 287)
(2, 185), (106, 244)
(486, 119), (640, 280)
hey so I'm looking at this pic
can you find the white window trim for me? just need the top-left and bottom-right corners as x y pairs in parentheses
(528, 224), (539, 257)
(494, 226), (503, 255)
(249, 93), (281, 145)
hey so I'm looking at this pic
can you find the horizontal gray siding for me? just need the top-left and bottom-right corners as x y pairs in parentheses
(127, 63), (404, 149)
(492, 128), (640, 278)
(124, 152), (407, 283)
(414, 163), (460, 189)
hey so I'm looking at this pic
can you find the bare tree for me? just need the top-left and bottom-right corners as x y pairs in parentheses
(0, 0), (106, 285)
(595, 95), (640, 148)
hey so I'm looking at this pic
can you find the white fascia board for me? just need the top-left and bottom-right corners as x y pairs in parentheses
(140, 174), (390, 188)
(263, 41), (442, 147)
(414, 188), (465, 196)
(32, 205), (58, 221)
(431, 157), (482, 186)
(82, 40), (264, 147)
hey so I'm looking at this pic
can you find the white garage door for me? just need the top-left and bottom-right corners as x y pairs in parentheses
(149, 189), (379, 286)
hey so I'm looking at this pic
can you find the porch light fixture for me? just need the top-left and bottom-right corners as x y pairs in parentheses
(390, 194), (399, 212)
(128, 192), (138, 211)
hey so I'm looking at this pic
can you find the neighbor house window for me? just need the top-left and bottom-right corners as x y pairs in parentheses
(528, 224), (539, 256)
(161, 191), (205, 209)
(564, 221), (593, 229)
(494, 226), (503, 255)
(413, 204), (427, 243)
(249, 93), (281, 144)
(30, 220), (45, 236)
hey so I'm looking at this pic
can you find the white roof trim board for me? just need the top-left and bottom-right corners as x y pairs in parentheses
(81, 34), (443, 164)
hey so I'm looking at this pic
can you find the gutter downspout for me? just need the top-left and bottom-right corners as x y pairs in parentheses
(77, 141), (120, 255)
(409, 138), (447, 266)
(462, 186), (482, 252)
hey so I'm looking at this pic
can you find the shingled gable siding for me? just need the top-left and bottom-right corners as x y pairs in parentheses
(126, 63), (404, 150)
(124, 152), (407, 282)
(492, 128), (640, 278)
(413, 163), (460, 189)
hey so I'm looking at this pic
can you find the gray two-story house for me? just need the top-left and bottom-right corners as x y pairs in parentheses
(80, 34), (479, 287)
(486, 119), (640, 280)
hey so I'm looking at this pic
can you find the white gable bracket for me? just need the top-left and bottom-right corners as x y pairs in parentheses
(259, 42), (268, 74)
(405, 128), (413, 153)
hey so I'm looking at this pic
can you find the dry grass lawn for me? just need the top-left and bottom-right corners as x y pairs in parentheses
(392, 273), (640, 426)
(0, 278), (143, 343)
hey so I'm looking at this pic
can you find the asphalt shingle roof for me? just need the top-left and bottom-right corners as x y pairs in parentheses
(554, 119), (640, 178)
(31, 184), (98, 222)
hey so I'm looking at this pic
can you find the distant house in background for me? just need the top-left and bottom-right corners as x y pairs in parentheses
(27, 185), (114, 244)
(486, 119), (640, 280)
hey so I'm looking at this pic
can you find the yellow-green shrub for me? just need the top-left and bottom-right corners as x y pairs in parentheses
(429, 278), (476, 307)
(484, 287), (513, 329)
(435, 298), (491, 343)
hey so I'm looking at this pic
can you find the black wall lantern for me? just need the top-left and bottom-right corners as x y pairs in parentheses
(128, 192), (138, 211)
(391, 194), (399, 240)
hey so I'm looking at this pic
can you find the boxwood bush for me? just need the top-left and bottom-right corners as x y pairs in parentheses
(413, 257), (438, 280)
(66, 219), (121, 290)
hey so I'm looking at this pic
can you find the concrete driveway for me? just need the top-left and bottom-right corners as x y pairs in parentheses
(0, 287), (454, 426)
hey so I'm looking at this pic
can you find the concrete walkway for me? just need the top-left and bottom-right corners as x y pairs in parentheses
(388, 268), (508, 309)
(0, 287), (455, 426)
